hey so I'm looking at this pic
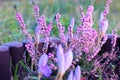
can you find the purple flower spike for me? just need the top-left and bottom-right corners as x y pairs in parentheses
(87, 5), (94, 15)
(68, 17), (75, 40)
(38, 53), (52, 77)
(34, 5), (39, 18)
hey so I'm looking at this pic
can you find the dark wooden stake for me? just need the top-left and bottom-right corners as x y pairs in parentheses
(0, 45), (11, 80)
(2, 42), (24, 75)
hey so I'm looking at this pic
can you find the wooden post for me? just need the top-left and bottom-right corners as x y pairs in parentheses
(0, 45), (11, 80)
(2, 42), (24, 75)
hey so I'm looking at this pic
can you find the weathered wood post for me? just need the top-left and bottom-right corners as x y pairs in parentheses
(0, 45), (11, 80)
(2, 42), (24, 75)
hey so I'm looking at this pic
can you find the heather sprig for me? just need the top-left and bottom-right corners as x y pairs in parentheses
(55, 13), (66, 44)
(15, 6), (36, 60)
(99, 0), (112, 41)
(103, 0), (112, 18)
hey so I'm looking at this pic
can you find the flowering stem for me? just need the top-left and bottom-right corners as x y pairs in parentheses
(38, 72), (42, 80)
(97, 32), (103, 46)
(31, 59), (34, 71)
(55, 73), (63, 80)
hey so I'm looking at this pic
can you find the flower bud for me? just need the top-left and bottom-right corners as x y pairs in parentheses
(74, 65), (81, 80)
(64, 49), (73, 71)
(56, 44), (65, 75)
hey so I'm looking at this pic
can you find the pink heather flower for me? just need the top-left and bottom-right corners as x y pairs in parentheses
(64, 49), (73, 71)
(38, 53), (52, 77)
(111, 30), (117, 48)
(79, 5), (85, 20)
(75, 6), (97, 53)
(85, 5), (94, 27)
(16, 12), (28, 35)
(25, 43), (35, 57)
(103, 0), (112, 18)
(55, 13), (61, 22)
(56, 44), (65, 75)
(55, 13), (66, 43)
(34, 5), (39, 18)
(39, 15), (47, 35)
(67, 70), (73, 80)
(86, 5), (94, 16)
(46, 21), (53, 36)
(68, 17), (75, 40)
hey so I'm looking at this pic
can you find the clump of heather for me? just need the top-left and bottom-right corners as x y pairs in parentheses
(14, 0), (120, 80)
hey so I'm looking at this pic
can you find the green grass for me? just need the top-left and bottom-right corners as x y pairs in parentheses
(0, 0), (120, 43)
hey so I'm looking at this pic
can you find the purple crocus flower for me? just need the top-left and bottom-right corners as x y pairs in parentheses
(67, 70), (73, 80)
(67, 65), (81, 80)
(56, 44), (73, 79)
(74, 65), (81, 80)
(64, 49), (73, 71)
(38, 53), (52, 77)
(56, 44), (65, 75)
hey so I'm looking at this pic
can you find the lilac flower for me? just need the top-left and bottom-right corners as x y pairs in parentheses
(38, 53), (52, 77)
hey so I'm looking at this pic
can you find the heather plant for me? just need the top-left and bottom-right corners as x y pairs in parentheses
(14, 0), (120, 80)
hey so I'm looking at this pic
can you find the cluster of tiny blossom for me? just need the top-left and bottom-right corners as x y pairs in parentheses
(103, 0), (112, 18)
(75, 5), (98, 53)
(55, 13), (66, 44)
(16, 11), (36, 59)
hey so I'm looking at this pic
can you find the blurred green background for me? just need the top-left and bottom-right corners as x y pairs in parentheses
(0, 0), (120, 43)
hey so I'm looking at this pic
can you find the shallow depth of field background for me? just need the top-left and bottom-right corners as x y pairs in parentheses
(0, 0), (120, 43)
